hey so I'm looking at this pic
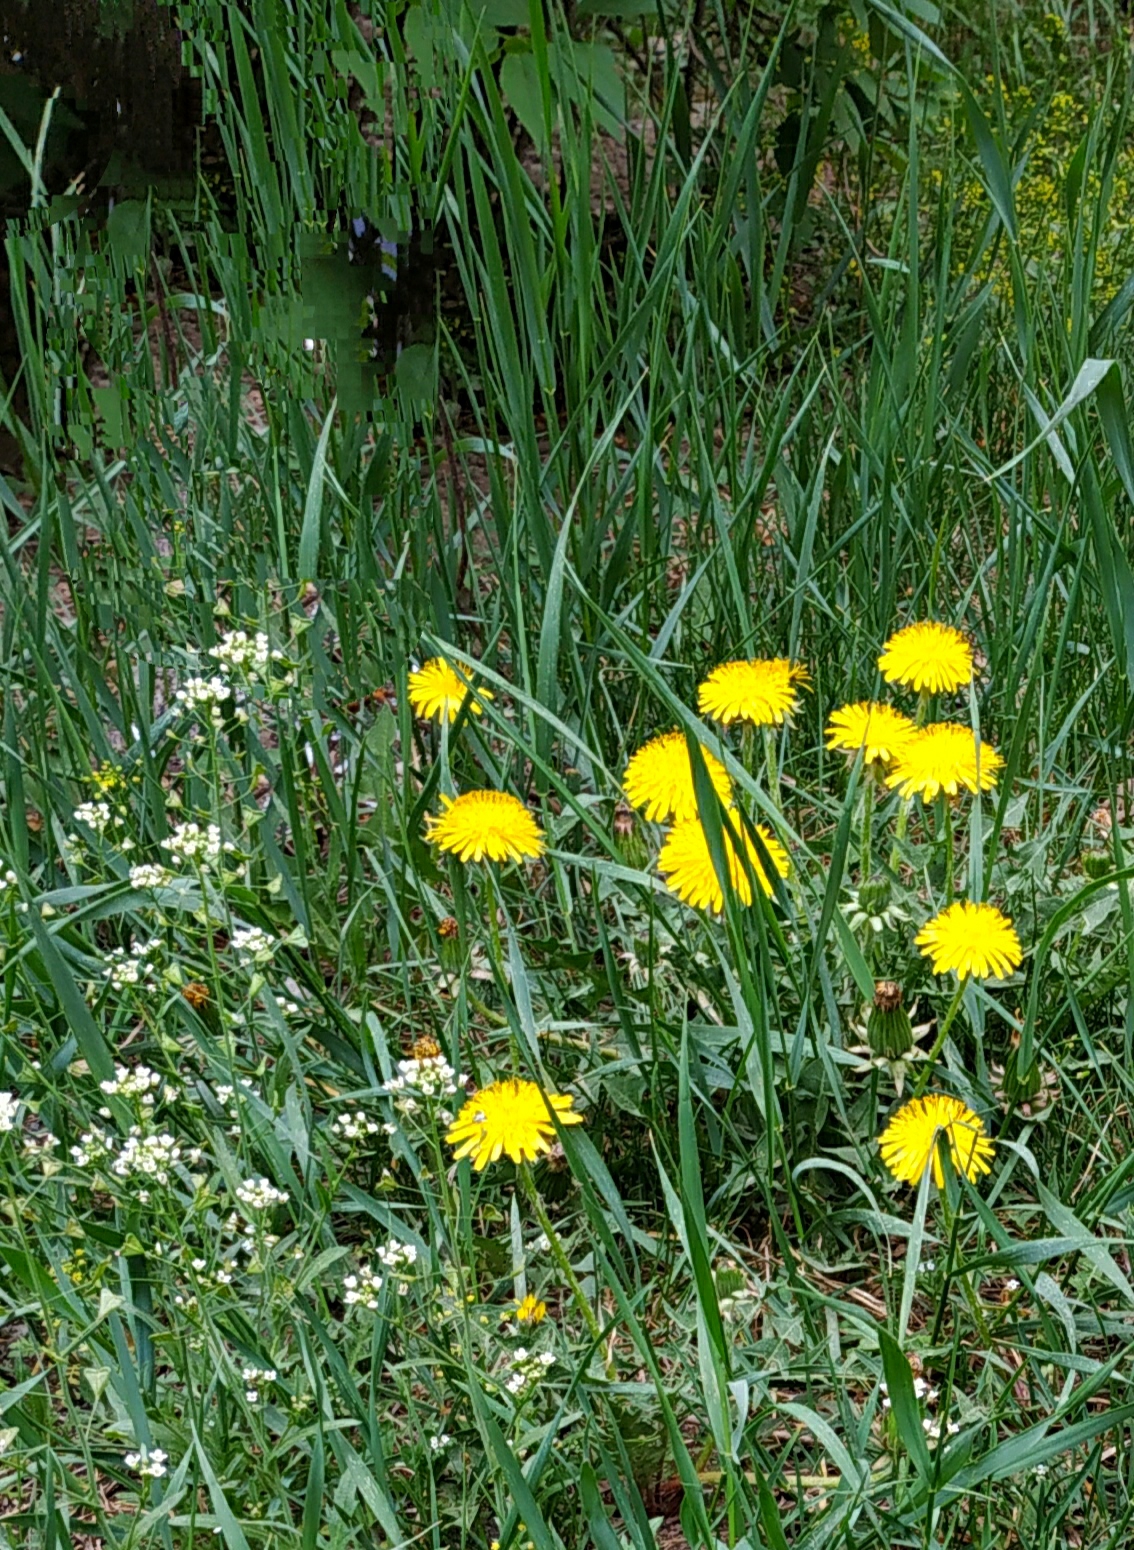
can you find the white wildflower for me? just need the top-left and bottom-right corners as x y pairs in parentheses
(343, 1266), (384, 1310)
(162, 822), (234, 868)
(230, 926), (276, 964)
(209, 630), (279, 679)
(129, 863), (172, 889)
(175, 674), (231, 723)
(0, 1092), (20, 1133)
(385, 1055), (461, 1106)
(235, 1177), (288, 1211)
(112, 1129), (181, 1185)
(125, 1446), (168, 1479)
(332, 1110), (379, 1141)
(73, 800), (113, 835)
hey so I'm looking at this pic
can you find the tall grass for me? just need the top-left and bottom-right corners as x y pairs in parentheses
(2, 0), (1134, 1545)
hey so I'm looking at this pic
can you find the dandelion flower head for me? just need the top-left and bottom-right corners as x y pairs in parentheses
(426, 791), (544, 865)
(916, 900), (1022, 981)
(658, 814), (790, 913)
(408, 658), (493, 724)
(825, 701), (916, 766)
(697, 658), (809, 727)
(446, 1078), (582, 1170)
(878, 621), (973, 694)
(878, 1093), (995, 1187)
(885, 723), (1003, 801)
(622, 731), (732, 823)
(513, 1294), (547, 1324)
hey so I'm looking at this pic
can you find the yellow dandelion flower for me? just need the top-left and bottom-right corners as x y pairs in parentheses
(884, 723), (1003, 801)
(426, 791), (544, 864)
(697, 658), (809, 727)
(915, 900), (1022, 981)
(657, 813), (790, 913)
(513, 1294), (547, 1324)
(407, 658), (493, 724)
(825, 701), (917, 766)
(877, 621), (973, 694)
(878, 1093), (995, 1187)
(622, 731), (732, 823)
(446, 1078), (582, 1170)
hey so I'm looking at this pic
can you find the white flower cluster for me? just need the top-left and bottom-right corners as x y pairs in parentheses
(101, 1063), (177, 1104)
(343, 1266), (385, 1310)
(504, 1347), (555, 1396)
(112, 1128), (182, 1193)
(209, 630), (280, 679)
(73, 800), (113, 835)
(235, 1177), (289, 1211)
(104, 938), (160, 989)
(162, 821), (234, 868)
(385, 1056), (462, 1116)
(129, 863), (172, 889)
(0, 1091), (20, 1133)
(332, 1110), (379, 1141)
(71, 1126), (113, 1166)
(231, 926), (276, 964)
(125, 1446), (168, 1479)
(175, 674), (231, 725)
(241, 1364), (278, 1403)
(376, 1240), (418, 1293)
(429, 1433), (452, 1451)
(879, 1377), (961, 1442)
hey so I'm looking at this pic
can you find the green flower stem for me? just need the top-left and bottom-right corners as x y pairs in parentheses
(935, 1170), (992, 1348)
(911, 979), (968, 1100)
(763, 725), (781, 813)
(888, 795), (912, 875)
(860, 773), (875, 883)
(519, 1164), (612, 1376)
(916, 689), (931, 727)
(943, 802), (955, 905)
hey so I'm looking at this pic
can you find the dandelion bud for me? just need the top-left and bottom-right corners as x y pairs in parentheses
(858, 876), (893, 917)
(867, 980), (914, 1059)
(1082, 851), (1112, 880)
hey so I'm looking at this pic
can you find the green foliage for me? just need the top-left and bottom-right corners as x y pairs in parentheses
(2, 0), (1134, 1546)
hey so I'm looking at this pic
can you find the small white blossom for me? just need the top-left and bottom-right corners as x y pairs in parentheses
(129, 863), (172, 889)
(430, 1433), (451, 1451)
(235, 1177), (289, 1211)
(333, 1110), (379, 1141)
(100, 1063), (166, 1100)
(209, 630), (280, 679)
(112, 1129), (181, 1185)
(384, 1056), (461, 1105)
(0, 1092), (20, 1133)
(73, 800), (113, 835)
(343, 1267), (384, 1310)
(503, 1347), (555, 1396)
(162, 822), (234, 868)
(230, 926), (277, 964)
(175, 674), (232, 722)
(71, 1127), (113, 1166)
(104, 939), (161, 990)
(125, 1446), (168, 1479)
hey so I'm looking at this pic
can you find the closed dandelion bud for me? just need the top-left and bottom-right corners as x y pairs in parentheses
(858, 876), (892, 917)
(437, 917), (461, 970)
(612, 802), (648, 869)
(1082, 851), (1112, 880)
(867, 980), (913, 1059)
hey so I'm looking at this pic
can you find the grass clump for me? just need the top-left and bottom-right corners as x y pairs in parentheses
(4, 1), (1134, 1546)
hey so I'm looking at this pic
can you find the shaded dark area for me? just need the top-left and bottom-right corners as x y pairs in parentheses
(0, 0), (202, 473)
